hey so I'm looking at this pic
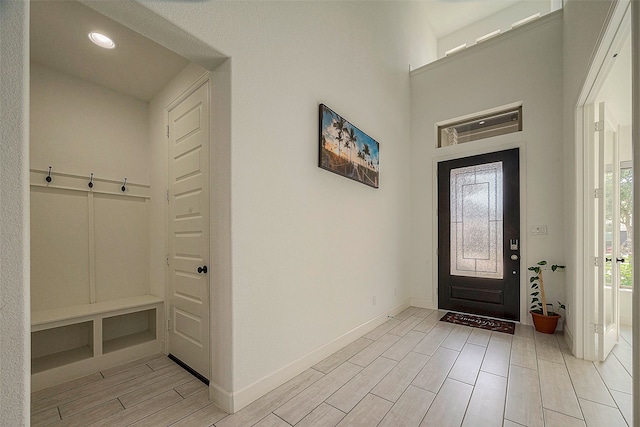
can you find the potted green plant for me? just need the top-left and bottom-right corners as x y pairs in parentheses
(528, 261), (565, 333)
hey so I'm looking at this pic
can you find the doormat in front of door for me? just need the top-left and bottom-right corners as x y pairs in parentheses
(440, 312), (515, 334)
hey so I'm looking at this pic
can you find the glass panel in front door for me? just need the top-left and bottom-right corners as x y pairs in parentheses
(450, 162), (503, 279)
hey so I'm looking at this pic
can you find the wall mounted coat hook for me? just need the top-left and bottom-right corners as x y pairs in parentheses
(88, 173), (94, 189)
(121, 177), (127, 192)
(45, 166), (53, 183)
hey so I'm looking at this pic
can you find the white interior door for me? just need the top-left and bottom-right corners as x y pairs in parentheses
(167, 80), (210, 380)
(596, 101), (620, 361)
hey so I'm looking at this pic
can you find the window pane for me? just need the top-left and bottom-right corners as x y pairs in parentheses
(438, 107), (521, 147)
(450, 162), (503, 279)
(604, 132), (614, 327)
(619, 166), (633, 288)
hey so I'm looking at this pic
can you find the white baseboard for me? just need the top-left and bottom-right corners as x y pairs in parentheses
(410, 298), (435, 310)
(229, 300), (410, 413)
(209, 380), (234, 414)
(563, 325), (574, 353)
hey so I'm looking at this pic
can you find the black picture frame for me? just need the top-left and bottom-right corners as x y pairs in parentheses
(318, 104), (379, 188)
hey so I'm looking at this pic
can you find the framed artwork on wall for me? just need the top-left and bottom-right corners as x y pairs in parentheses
(318, 104), (379, 188)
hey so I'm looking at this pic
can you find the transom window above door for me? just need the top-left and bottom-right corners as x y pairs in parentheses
(438, 106), (522, 147)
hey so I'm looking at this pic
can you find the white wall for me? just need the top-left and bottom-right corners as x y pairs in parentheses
(139, 0), (436, 402)
(437, 0), (554, 58)
(409, 13), (564, 323)
(0, 1), (30, 424)
(30, 64), (152, 312)
(208, 58), (233, 406)
(30, 63), (150, 184)
(596, 35), (631, 128)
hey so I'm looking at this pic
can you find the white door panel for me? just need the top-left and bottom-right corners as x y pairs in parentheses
(596, 101), (620, 361)
(168, 80), (210, 380)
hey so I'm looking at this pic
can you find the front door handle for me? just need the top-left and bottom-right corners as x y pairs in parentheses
(616, 257), (626, 263)
(197, 265), (208, 274)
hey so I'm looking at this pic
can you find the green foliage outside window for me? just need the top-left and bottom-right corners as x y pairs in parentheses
(604, 166), (633, 288)
(620, 253), (633, 288)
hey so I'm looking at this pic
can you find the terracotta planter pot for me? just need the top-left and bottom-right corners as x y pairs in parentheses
(530, 310), (561, 334)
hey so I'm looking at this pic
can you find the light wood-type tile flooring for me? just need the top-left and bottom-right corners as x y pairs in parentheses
(31, 307), (634, 427)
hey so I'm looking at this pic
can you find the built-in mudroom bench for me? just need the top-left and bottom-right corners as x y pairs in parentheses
(31, 296), (163, 391)
(30, 169), (163, 392)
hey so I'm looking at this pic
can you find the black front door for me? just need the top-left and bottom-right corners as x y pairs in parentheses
(438, 148), (520, 320)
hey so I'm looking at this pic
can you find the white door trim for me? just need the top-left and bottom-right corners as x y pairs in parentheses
(165, 72), (211, 112)
(575, 0), (630, 360)
(631, 3), (640, 423)
(164, 72), (211, 354)
(165, 74), (212, 380)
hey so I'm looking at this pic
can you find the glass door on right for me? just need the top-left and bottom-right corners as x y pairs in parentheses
(596, 101), (629, 361)
(617, 161), (633, 299)
(586, 8), (631, 364)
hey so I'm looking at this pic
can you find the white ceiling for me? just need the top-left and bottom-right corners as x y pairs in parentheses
(30, 1), (189, 102)
(30, 0), (527, 103)
(423, 0), (525, 38)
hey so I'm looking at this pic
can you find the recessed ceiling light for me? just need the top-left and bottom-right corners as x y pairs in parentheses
(88, 32), (116, 49)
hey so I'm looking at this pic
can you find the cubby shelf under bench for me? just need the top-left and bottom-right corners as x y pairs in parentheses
(31, 295), (163, 392)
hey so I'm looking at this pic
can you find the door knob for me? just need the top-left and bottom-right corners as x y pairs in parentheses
(511, 254), (519, 261)
(197, 265), (208, 274)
